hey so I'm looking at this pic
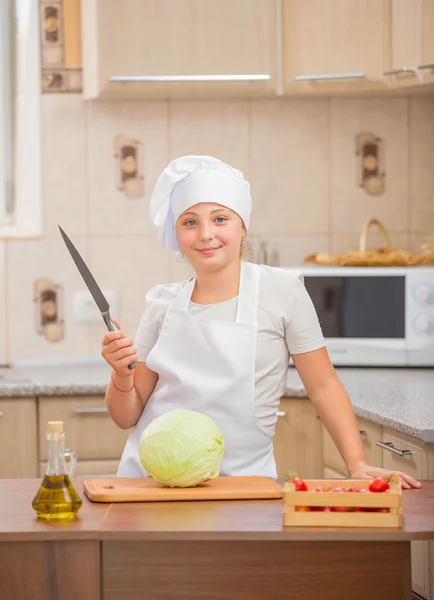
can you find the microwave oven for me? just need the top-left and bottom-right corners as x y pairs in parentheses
(285, 265), (434, 367)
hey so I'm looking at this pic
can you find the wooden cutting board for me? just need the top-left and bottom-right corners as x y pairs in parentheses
(83, 476), (283, 503)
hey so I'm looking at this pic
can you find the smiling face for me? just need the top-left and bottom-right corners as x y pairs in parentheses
(175, 202), (246, 271)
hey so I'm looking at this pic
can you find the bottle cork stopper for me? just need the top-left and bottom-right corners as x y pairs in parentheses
(48, 421), (63, 433)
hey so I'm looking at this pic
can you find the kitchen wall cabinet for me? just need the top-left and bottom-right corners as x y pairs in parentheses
(82, 0), (279, 100)
(273, 397), (323, 479)
(388, 0), (422, 89)
(281, 0), (391, 95)
(387, 0), (434, 90)
(420, 0), (434, 85)
(0, 398), (37, 478)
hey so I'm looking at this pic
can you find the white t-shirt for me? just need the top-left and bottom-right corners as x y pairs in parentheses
(134, 264), (326, 437)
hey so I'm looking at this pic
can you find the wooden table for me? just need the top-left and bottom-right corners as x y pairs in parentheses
(2, 479), (434, 600)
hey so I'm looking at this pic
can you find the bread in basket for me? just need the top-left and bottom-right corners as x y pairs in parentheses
(305, 219), (426, 267)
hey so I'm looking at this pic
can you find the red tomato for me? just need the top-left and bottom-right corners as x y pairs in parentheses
(285, 471), (308, 491)
(347, 486), (358, 493)
(293, 477), (308, 492)
(295, 506), (311, 511)
(332, 487), (346, 493)
(369, 477), (390, 493)
(313, 486), (325, 493)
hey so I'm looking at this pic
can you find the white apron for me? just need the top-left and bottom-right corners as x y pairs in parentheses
(117, 260), (276, 478)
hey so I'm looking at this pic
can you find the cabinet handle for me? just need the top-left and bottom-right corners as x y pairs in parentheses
(359, 429), (368, 438)
(383, 67), (417, 76)
(0, 411), (4, 417)
(110, 74), (271, 83)
(294, 72), (365, 82)
(73, 407), (108, 414)
(276, 411), (287, 417)
(417, 63), (434, 70)
(376, 440), (412, 456)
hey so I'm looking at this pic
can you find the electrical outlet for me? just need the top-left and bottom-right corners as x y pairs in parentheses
(74, 290), (119, 324)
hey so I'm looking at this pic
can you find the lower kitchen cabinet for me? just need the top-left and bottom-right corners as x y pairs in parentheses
(274, 396), (323, 479)
(321, 417), (431, 598)
(38, 396), (130, 461)
(0, 398), (37, 477)
(380, 427), (430, 600)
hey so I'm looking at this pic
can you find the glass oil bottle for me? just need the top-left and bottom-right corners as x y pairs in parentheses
(32, 420), (82, 521)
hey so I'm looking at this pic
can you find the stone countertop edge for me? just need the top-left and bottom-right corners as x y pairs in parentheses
(1, 364), (433, 442)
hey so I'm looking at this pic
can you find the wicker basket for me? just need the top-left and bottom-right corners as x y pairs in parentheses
(305, 218), (426, 267)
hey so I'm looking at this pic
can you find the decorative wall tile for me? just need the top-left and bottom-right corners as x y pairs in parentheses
(87, 100), (168, 236)
(330, 98), (409, 234)
(41, 68), (82, 94)
(40, 0), (82, 93)
(6, 238), (91, 363)
(250, 98), (329, 236)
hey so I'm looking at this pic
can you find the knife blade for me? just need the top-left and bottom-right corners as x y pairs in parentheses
(58, 225), (136, 370)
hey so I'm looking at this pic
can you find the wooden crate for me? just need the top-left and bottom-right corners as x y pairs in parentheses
(283, 475), (402, 528)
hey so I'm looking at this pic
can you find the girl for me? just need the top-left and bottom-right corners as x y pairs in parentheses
(102, 155), (420, 489)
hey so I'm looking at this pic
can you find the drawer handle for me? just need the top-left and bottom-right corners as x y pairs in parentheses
(383, 67), (417, 76)
(276, 411), (287, 417)
(73, 407), (108, 414)
(0, 411), (4, 417)
(376, 441), (412, 456)
(418, 63), (434, 70)
(110, 74), (271, 83)
(294, 72), (365, 82)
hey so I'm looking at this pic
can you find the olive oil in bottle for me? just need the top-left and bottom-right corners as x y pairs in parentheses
(32, 421), (82, 521)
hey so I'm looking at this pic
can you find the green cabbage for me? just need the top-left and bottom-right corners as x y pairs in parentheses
(138, 409), (225, 487)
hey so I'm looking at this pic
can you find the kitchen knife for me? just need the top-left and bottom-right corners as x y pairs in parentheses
(58, 225), (136, 370)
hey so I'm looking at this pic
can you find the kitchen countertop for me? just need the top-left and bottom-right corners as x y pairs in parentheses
(1, 478), (434, 542)
(0, 479), (427, 599)
(1, 361), (433, 442)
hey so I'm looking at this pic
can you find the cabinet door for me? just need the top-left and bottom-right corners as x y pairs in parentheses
(386, 0), (423, 89)
(419, 0), (434, 84)
(273, 397), (323, 479)
(0, 398), (37, 478)
(322, 416), (382, 476)
(39, 397), (130, 461)
(357, 417), (383, 468)
(282, 0), (391, 94)
(83, 0), (278, 99)
(380, 428), (429, 600)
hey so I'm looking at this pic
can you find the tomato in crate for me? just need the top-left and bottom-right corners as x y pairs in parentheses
(283, 474), (402, 528)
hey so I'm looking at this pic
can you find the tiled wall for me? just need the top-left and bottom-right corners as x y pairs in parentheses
(2, 95), (434, 364)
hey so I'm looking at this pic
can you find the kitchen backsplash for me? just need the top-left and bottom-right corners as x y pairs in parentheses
(1, 95), (434, 364)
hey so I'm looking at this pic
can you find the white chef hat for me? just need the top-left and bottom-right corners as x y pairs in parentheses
(149, 155), (252, 259)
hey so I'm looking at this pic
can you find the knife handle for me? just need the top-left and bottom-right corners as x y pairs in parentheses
(103, 313), (136, 370)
